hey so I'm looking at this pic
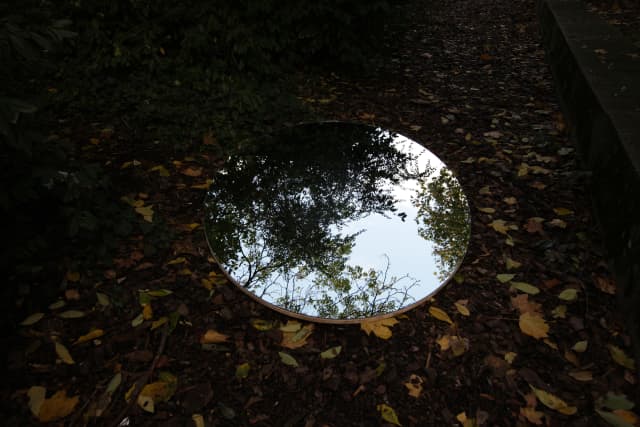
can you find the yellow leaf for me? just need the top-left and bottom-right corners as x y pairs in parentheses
(552, 305), (567, 319)
(151, 317), (168, 330)
(504, 352), (517, 364)
(135, 205), (154, 222)
(608, 345), (636, 370)
(149, 165), (170, 177)
(572, 340), (588, 353)
(519, 313), (549, 339)
(489, 219), (511, 234)
(450, 336), (470, 357)
(612, 409), (639, 425)
(74, 329), (104, 345)
(278, 351), (299, 367)
(377, 403), (402, 426)
(510, 282), (540, 295)
(497, 273), (515, 283)
(236, 363), (251, 378)
(21, 312), (45, 326)
(477, 207), (495, 214)
(251, 319), (274, 331)
(360, 317), (399, 339)
(437, 335), (451, 351)
(137, 394), (155, 413)
(178, 268), (193, 276)
(319, 346), (342, 359)
(279, 320), (302, 332)
(183, 223), (200, 231)
(558, 288), (579, 301)
(38, 390), (80, 422)
(55, 342), (75, 364)
(281, 324), (314, 349)
(553, 207), (574, 216)
(529, 385), (577, 415)
(200, 329), (229, 344)
(167, 257), (186, 265)
(403, 374), (423, 398)
(192, 414), (205, 427)
(28, 386), (46, 417)
(142, 303), (153, 320)
(58, 310), (86, 319)
(140, 381), (170, 401)
(506, 257), (522, 270)
(454, 300), (470, 316)
(429, 306), (453, 324)
(564, 350), (580, 367)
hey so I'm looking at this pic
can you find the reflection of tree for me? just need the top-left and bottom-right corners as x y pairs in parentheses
(412, 168), (470, 280)
(204, 123), (420, 319)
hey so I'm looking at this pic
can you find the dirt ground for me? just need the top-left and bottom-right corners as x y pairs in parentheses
(4, 0), (639, 426)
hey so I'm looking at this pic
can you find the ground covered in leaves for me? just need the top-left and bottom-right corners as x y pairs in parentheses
(4, 0), (639, 426)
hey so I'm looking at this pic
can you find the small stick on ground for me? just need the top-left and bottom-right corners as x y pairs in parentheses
(108, 323), (170, 427)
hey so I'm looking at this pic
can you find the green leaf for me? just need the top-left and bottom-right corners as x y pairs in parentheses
(96, 292), (110, 307)
(320, 346), (342, 359)
(510, 282), (540, 295)
(608, 345), (636, 370)
(147, 289), (173, 297)
(236, 363), (251, 379)
(558, 288), (578, 301)
(599, 392), (635, 411)
(278, 351), (299, 367)
(106, 373), (122, 394)
(496, 273), (515, 283)
(377, 403), (402, 426)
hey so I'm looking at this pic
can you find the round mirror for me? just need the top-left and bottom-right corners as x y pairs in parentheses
(204, 122), (470, 323)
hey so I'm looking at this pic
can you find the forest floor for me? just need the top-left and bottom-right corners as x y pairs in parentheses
(5, 0), (640, 426)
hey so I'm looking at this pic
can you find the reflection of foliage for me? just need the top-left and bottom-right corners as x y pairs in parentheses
(205, 123), (413, 279)
(204, 123), (420, 318)
(412, 168), (470, 280)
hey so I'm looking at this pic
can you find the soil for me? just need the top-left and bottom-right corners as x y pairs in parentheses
(4, 0), (639, 426)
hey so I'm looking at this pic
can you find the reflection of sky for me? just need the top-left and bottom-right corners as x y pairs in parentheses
(336, 133), (447, 301)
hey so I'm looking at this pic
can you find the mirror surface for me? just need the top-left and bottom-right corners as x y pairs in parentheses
(204, 123), (470, 322)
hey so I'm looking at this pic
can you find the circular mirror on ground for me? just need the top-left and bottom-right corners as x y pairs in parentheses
(204, 122), (470, 323)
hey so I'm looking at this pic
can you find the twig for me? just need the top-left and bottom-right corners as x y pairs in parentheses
(109, 323), (170, 427)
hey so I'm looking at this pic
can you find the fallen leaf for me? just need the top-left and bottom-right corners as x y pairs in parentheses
(519, 313), (549, 339)
(58, 310), (86, 319)
(167, 257), (186, 265)
(529, 385), (577, 415)
(454, 300), (470, 316)
(477, 207), (495, 214)
(66, 271), (80, 282)
(135, 205), (154, 222)
(190, 179), (213, 190)
(489, 219), (517, 235)
(21, 313), (45, 326)
(503, 196), (517, 205)
(55, 342), (74, 364)
(504, 352), (517, 364)
(193, 414), (206, 427)
(279, 320), (302, 333)
(599, 392), (635, 411)
(558, 288), (578, 301)
(65, 289), (80, 300)
(320, 346), (342, 359)
(568, 371), (593, 381)
(49, 300), (66, 310)
(377, 403), (402, 426)
(520, 407), (544, 425)
(564, 350), (580, 367)
(594, 276), (616, 295)
(360, 317), (399, 339)
(236, 363), (250, 379)
(38, 390), (80, 422)
(497, 273), (515, 283)
(524, 217), (545, 234)
(151, 317), (168, 330)
(510, 282), (540, 295)
(142, 303), (153, 320)
(572, 340), (588, 353)
(552, 305), (567, 318)
(429, 306), (453, 324)
(553, 207), (574, 216)
(96, 292), (110, 306)
(404, 374), (423, 398)
(149, 165), (170, 177)
(131, 313), (144, 327)
(281, 324), (314, 349)
(28, 386), (46, 417)
(505, 257), (522, 270)
(181, 167), (203, 177)
(201, 330), (229, 344)
(596, 409), (635, 427)
(612, 410), (639, 425)
(251, 319), (274, 331)
(608, 345), (636, 370)
(278, 351), (299, 367)
(74, 329), (104, 345)
(147, 289), (173, 297)
(437, 335), (451, 351)
(548, 218), (568, 229)
(511, 294), (542, 315)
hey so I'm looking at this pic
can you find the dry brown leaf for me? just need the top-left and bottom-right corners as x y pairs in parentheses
(38, 390), (80, 422)
(200, 330), (229, 344)
(568, 370), (593, 381)
(608, 344), (636, 370)
(519, 313), (549, 339)
(404, 374), (424, 398)
(74, 329), (104, 345)
(28, 386), (46, 417)
(520, 407), (544, 425)
(454, 300), (470, 316)
(181, 167), (203, 177)
(524, 217), (545, 234)
(511, 294), (542, 315)
(594, 276), (616, 295)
